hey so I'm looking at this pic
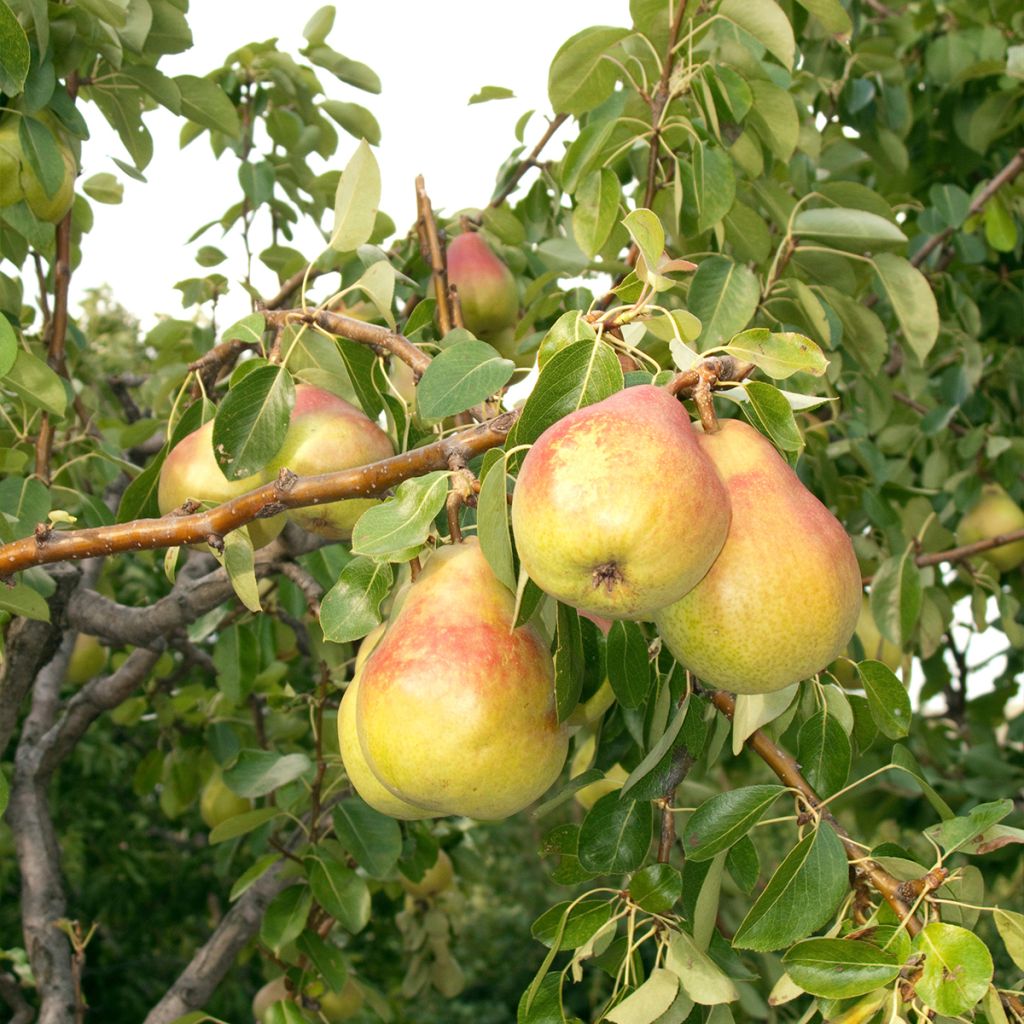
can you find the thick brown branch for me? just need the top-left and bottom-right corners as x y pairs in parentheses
(912, 147), (1024, 269)
(490, 113), (569, 208)
(0, 413), (519, 578)
(263, 307), (431, 377)
(706, 688), (921, 935)
(415, 176), (452, 335)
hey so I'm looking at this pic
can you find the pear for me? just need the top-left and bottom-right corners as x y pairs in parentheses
(655, 420), (861, 695)
(266, 385), (394, 539)
(356, 539), (568, 819)
(199, 769), (253, 830)
(66, 633), (107, 685)
(318, 977), (365, 1021)
(830, 597), (902, 688)
(957, 484), (1024, 573)
(0, 117), (76, 222)
(511, 385), (731, 620)
(158, 420), (286, 549)
(446, 232), (518, 339)
(399, 849), (455, 897)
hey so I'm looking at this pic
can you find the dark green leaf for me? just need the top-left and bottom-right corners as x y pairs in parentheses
(296, 931), (348, 992)
(683, 786), (783, 861)
(260, 885), (312, 950)
(606, 621), (651, 709)
(320, 557), (393, 643)
(350, 471), (448, 558)
(578, 792), (653, 874)
(741, 381), (803, 453)
(858, 662), (912, 740)
(629, 864), (682, 913)
(332, 798), (402, 878)
(18, 117), (63, 198)
(532, 897), (614, 950)
(797, 712), (850, 798)
(416, 340), (514, 420)
(477, 453), (515, 592)
(783, 938), (901, 999)
(306, 853), (371, 933)
(212, 364), (294, 480)
(554, 603), (584, 723)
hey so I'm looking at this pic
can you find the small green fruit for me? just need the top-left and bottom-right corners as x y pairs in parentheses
(957, 484), (1024, 573)
(399, 849), (454, 897)
(199, 770), (252, 830)
(318, 977), (365, 1021)
(66, 633), (107, 685)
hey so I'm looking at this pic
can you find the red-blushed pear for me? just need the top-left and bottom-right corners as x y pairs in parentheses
(356, 539), (568, 819)
(157, 420), (286, 549)
(511, 385), (731, 620)
(446, 232), (518, 340)
(266, 385), (394, 539)
(655, 419), (861, 695)
(957, 484), (1024, 573)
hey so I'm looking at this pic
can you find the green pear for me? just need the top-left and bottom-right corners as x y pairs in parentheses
(574, 763), (629, 810)
(446, 232), (518, 339)
(252, 977), (289, 1022)
(199, 769), (253, 830)
(356, 539), (568, 819)
(511, 385), (731, 620)
(399, 849), (455, 897)
(266, 385), (394, 539)
(66, 633), (107, 685)
(957, 484), (1024, 573)
(318, 977), (365, 1020)
(655, 420), (861, 695)
(157, 420), (286, 549)
(0, 118), (76, 223)
(830, 597), (902, 688)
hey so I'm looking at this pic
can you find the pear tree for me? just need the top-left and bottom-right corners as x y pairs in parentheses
(0, 1), (1022, 1023)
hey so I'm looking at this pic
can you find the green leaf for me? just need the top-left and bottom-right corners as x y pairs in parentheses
(994, 909), (1024, 971)
(724, 328), (828, 379)
(306, 47), (381, 93)
(732, 824), (848, 950)
(889, 745), (954, 820)
(230, 853), (281, 902)
(688, 256), (760, 349)
(260, 885), (312, 951)
(321, 99), (381, 145)
(665, 928), (739, 1004)
(783, 939), (900, 999)
(0, 0), (31, 96)
(720, 0), (795, 69)
(578, 792), (653, 874)
(623, 208), (666, 280)
(173, 75), (241, 137)
(0, 579), (50, 621)
(912, 923), (993, 1016)
(574, 169), (621, 257)
(18, 117), (63, 198)
(332, 798), (402, 878)
(0, 770), (8, 817)
(629, 864), (682, 913)
(606, 621), (651, 709)
(0, 314), (17, 377)
(416, 340), (514, 420)
(303, 5), (336, 46)
(469, 85), (515, 104)
(223, 750), (311, 798)
(350, 471), (449, 558)
(82, 172), (124, 204)
(532, 897), (614, 950)
(5, 348), (68, 417)
(792, 0), (851, 33)
(306, 853), (371, 933)
(869, 548), (922, 648)
(793, 208), (906, 251)
(512, 340), (623, 447)
(320, 557), (393, 643)
(872, 253), (939, 363)
(208, 807), (280, 845)
(857, 662), (911, 740)
(683, 786), (783, 861)
(607, 969), (680, 1023)
(537, 310), (597, 368)
(620, 695), (690, 799)
(923, 799), (1013, 855)
(212, 364), (294, 480)
(554, 603), (584, 723)
(330, 139), (381, 252)
(548, 26), (629, 115)
(477, 453), (515, 593)
(796, 712), (850, 798)
(296, 931), (348, 992)
(741, 381), (803, 453)
(223, 312), (266, 345)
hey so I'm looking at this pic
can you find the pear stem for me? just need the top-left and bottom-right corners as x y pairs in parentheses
(692, 369), (720, 434)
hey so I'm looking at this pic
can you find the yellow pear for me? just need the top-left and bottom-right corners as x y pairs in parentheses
(318, 977), (365, 1021)
(957, 484), (1024, 573)
(66, 633), (106, 685)
(655, 420), (861, 695)
(575, 763), (629, 810)
(356, 539), (568, 819)
(199, 770), (253, 830)
(399, 849), (455, 897)
(511, 385), (730, 620)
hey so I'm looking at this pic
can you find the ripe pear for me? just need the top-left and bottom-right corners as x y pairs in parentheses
(199, 769), (253, 830)
(655, 420), (861, 695)
(266, 385), (394, 539)
(957, 484), (1024, 573)
(511, 385), (730, 620)
(446, 232), (518, 339)
(356, 539), (568, 819)
(66, 633), (106, 685)
(399, 849), (455, 897)
(830, 597), (902, 688)
(157, 420), (286, 549)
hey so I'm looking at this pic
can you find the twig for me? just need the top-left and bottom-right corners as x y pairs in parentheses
(892, 391), (967, 437)
(912, 147), (1024, 269)
(862, 527), (1024, 584)
(414, 176), (453, 335)
(0, 971), (33, 1024)
(642, 1), (688, 210)
(0, 412), (519, 578)
(705, 688), (922, 935)
(658, 742), (694, 863)
(490, 113), (569, 208)
(263, 265), (327, 311)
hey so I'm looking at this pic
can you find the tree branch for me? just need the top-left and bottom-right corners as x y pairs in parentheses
(490, 113), (568, 208)
(861, 526), (1024, 585)
(415, 176), (453, 336)
(705, 688), (922, 935)
(0, 971), (33, 1024)
(0, 413), (519, 578)
(263, 265), (327, 311)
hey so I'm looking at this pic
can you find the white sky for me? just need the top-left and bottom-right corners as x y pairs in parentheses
(74, 0), (629, 326)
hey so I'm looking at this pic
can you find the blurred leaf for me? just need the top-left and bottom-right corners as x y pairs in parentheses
(720, 0), (795, 68)
(224, 750), (311, 798)
(82, 172), (124, 204)
(303, 6), (336, 46)
(260, 885), (312, 951)
(470, 85), (515, 104)
(321, 99), (381, 145)
(208, 807), (280, 845)
(174, 75), (241, 137)
(6, 347), (68, 417)
(306, 853), (371, 933)
(793, 208), (906, 251)
(0, 0), (30, 96)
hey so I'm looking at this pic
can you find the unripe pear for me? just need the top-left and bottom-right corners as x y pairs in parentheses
(318, 978), (365, 1021)
(199, 770), (253, 830)
(0, 118), (76, 222)
(575, 763), (629, 810)
(357, 539), (569, 819)
(399, 849), (455, 897)
(252, 977), (289, 1022)
(655, 420), (861, 695)
(957, 484), (1024, 573)
(511, 385), (731, 620)
(157, 420), (286, 549)
(830, 597), (902, 688)
(66, 633), (106, 685)
(446, 232), (518, 339)
(266, 385), (394, 539)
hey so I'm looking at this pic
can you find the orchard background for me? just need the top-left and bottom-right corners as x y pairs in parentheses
(0, 0), (1022, 1022)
